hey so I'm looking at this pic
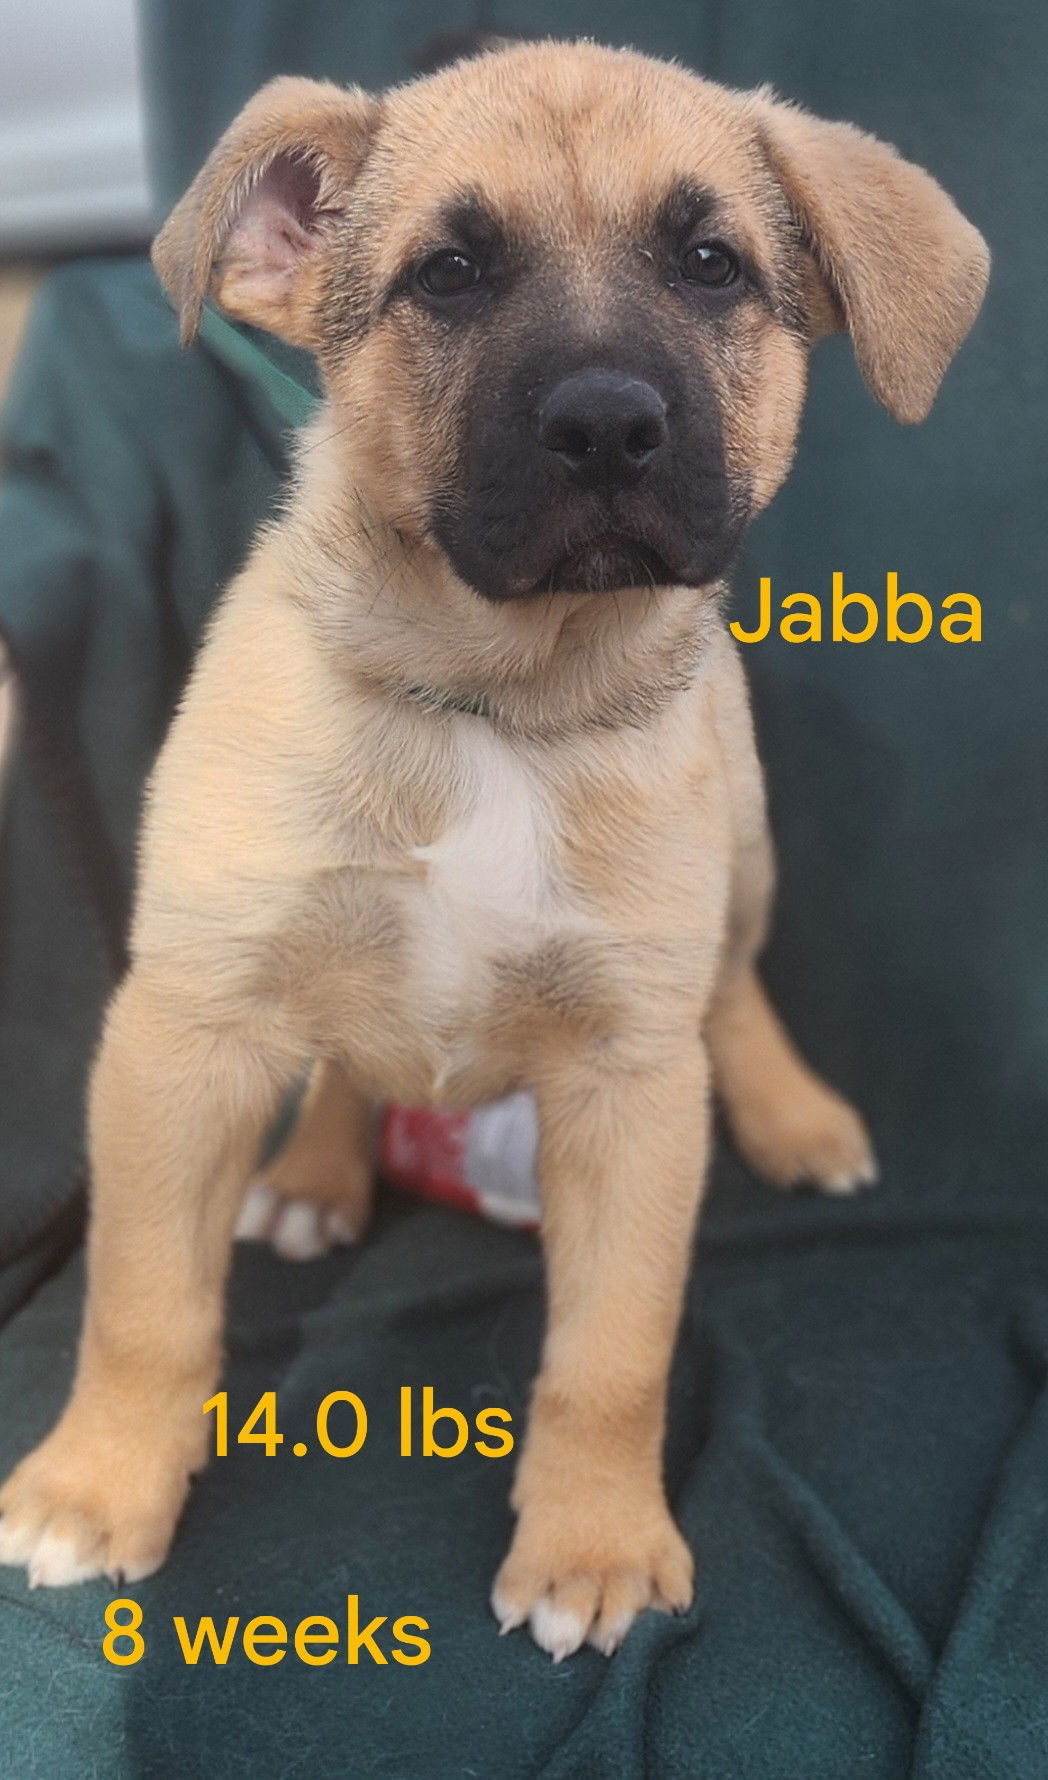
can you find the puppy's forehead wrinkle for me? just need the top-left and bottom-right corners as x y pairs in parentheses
(372, 47), (770, 257)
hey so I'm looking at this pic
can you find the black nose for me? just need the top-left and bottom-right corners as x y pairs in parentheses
(538, 370), (669, 484)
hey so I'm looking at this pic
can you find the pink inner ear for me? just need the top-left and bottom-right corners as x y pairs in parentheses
(227, 153), (325, 275)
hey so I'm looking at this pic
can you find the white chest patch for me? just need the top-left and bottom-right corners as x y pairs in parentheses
(413, 721), (554, 928)
(406, 719), (561, 1030)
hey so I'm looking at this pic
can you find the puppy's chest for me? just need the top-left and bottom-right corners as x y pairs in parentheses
(402, 724), (579, 1017)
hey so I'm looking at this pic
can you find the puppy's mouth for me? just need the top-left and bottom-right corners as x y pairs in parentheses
(540, 533), (677, 595)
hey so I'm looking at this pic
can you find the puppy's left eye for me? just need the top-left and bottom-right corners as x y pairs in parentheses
(416, 250), (482, 298)
(680, 242), (740, 287)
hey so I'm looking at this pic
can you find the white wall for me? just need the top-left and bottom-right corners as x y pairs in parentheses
(0, 0), (151, 250)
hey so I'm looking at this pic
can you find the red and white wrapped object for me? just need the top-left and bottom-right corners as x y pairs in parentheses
(380, 1092), (542, 1229)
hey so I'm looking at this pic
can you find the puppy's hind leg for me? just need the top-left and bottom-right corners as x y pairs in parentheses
(0, 971), (295, 1587)
(708, 653), (876, 1195)
(707, 826), (877, 1192)
(236, 1059), (375, 1260)
(708, 964), (878, 1194)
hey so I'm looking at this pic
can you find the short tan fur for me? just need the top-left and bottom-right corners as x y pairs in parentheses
(0, 41), (987, 1659)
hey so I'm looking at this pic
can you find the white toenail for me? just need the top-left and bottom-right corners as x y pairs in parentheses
(235, 1182), (278, 1240)
(272, 1202), (329, 1261)
(530, 1599), (586, 1661)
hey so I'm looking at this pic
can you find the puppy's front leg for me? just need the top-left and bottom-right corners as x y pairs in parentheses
(493, 1037), (708, 1659)
(0, 972), (289, 1586)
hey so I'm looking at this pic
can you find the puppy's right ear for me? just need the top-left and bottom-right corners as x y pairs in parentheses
(152, 76), (380, 348)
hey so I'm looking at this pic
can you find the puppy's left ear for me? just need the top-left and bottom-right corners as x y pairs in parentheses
(152, 76), (380, 348)
(754, 94), (990, 422)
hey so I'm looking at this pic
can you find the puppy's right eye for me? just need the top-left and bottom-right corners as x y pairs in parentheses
(415, 250), (482, 298)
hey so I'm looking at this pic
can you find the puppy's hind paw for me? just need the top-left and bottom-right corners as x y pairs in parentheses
(235, 1182), (359, 1260)
(729, 1077), (878, 1196)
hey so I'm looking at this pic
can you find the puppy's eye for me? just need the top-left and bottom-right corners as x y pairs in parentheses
(416, 249), (482, 298)
(679, 242), (740, 288)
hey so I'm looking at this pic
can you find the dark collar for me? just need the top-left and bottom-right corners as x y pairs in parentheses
(405, 683), (493, 720)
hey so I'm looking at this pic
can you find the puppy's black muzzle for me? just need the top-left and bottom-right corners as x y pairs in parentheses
(433, 333), (742, 604)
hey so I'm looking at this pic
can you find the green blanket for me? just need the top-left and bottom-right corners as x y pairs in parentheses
(1, 2), (1046, 1774)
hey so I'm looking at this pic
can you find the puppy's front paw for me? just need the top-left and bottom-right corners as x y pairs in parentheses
(491, 1493), (693, 1659)
(731, 1077), (878, 1195)
(0, 1420), (191, 1587)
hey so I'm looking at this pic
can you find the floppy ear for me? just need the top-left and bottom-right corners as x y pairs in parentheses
(152, 76), (379, 348)
(754, 93), (990, 423)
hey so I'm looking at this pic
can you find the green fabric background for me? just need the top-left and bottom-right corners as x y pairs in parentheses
(0, 2), (1045, 1774)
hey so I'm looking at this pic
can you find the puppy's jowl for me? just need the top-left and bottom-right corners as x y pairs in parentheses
(0, 42), (987, 1658)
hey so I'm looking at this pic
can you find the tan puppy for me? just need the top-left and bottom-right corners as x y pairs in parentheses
(0, 42), (988, 1658)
